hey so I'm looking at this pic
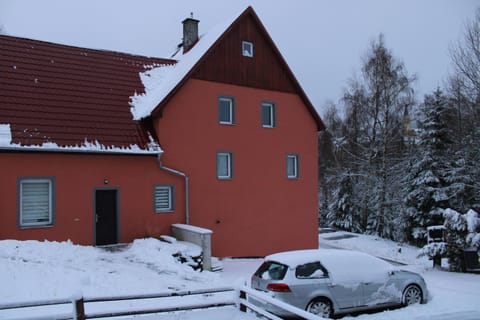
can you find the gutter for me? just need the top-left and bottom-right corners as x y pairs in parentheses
(0, 146), (162, 155)
(157, 154), (190, 225)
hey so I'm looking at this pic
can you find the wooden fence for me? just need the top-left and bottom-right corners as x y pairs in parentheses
(237, 285), (322, 320)
(1, 285), (321, 319)
(0, 287), (235, 320)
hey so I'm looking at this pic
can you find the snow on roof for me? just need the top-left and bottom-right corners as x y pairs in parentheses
(0, 124), (12, 146)
(0, 35), (171, 154)
(129, 10), (242, 120)
(266, 249), (393, 284)
(0, 135), (163, 155)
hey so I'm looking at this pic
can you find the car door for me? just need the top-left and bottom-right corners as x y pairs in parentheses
(288, 262), (331, 308)
(295, 261), (364, 310)
(328, 280), (364, 309)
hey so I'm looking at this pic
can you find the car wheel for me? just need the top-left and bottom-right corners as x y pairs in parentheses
(402, 284), (423, 305)
(306, 298), (333, 318)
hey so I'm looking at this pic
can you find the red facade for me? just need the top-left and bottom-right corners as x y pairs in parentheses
(0, 7), (324, 257)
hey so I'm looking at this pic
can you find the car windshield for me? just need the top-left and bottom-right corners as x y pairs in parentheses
(254, 261), (288, 280)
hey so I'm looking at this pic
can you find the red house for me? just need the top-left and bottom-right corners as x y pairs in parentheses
(0, 7), (325, 257)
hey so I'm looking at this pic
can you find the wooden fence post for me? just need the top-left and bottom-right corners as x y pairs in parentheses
(239, 290), (247, 312)
(74, 298), (86, 320)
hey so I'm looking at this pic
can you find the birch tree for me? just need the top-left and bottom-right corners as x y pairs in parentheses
(342, 34), (415, 237)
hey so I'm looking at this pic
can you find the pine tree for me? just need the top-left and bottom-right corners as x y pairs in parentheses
(327, 171), (362, 232)
(403, 89), (452, 246)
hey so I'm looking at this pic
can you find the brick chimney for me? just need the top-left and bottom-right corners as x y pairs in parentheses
(182, 13), (199, 53)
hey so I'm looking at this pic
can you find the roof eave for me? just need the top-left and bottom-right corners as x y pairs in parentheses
(0, 146), (163, 155)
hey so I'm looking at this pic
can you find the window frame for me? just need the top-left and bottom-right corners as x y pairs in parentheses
(18, 177), (55, 228)
(287, 154), (299, 179)
(295, 262), (329, 279)
(242, 41), (254, 57)
(154, 184), (175, 213)
(217, 151), (233, 180)
(261, 101), (276, 128)
(218, 96), (235, 125)
(254, 261), (288, 280)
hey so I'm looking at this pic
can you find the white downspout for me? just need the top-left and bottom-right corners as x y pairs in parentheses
(157, 154), (190, 225)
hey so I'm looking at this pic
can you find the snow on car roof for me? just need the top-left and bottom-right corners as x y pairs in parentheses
(266, 249), (394, 284)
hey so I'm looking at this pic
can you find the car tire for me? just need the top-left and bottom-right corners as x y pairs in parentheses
(402, 284), (423, 306)
(306, 297), (333, 318)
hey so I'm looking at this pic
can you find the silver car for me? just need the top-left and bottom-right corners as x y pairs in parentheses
(251, 249), (429, 318)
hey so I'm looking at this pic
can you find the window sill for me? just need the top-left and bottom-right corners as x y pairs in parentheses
(19, 224), (54, 229)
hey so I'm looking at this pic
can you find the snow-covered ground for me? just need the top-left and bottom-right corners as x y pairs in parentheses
(1, 232), (479, 319)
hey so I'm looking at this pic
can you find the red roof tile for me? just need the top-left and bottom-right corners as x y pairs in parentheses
(0, 35), (174, 153)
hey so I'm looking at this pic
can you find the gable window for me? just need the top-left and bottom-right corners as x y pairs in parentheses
(287, 154), (299, 179)
(261, 102), (276, 128)
(217, 152), (233, 179)
(18, 177), (55, 227)
(218, 96), (235, 125)
(242, 41), (254, 57)
(154, 185), (174, 212)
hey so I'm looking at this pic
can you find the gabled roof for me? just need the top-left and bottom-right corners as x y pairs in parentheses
(130, 6), (326, 131)
(0, 35), (173, 154)
(0, 6), (324, 155)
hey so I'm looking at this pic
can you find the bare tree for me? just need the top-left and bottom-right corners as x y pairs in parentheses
(449, 8), (480, 118)
(448, 7), (480, 208)
(343, 34), (416, 237)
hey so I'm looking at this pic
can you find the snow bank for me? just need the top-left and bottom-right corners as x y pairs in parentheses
(320, 231), (427, 266)
(0, 238), (220, 304)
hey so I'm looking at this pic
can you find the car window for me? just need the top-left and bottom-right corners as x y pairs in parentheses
(254, 261), (288, 280)
(295, 262), (328, 279)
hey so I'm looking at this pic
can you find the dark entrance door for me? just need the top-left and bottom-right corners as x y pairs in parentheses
(95, 189), (118, 246)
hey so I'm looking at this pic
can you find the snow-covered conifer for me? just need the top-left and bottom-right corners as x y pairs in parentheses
(403, 89), (453, 246)
(444, 208), (468, 272)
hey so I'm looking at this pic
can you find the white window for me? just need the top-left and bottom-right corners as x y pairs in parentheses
(287, 154), (299, 179)
(217, 152), (233, 179)
(242, 41), (254, 57)
(262, 102), (276, 128)
(19, 178), (54, 227)
(154, 185), (174, 212)
(218, 96), (235, 125)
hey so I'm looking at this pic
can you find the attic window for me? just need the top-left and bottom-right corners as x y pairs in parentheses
(242, 41), (254, 57)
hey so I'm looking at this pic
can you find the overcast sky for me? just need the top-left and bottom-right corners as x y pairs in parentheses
(0, 0), (478, 116)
